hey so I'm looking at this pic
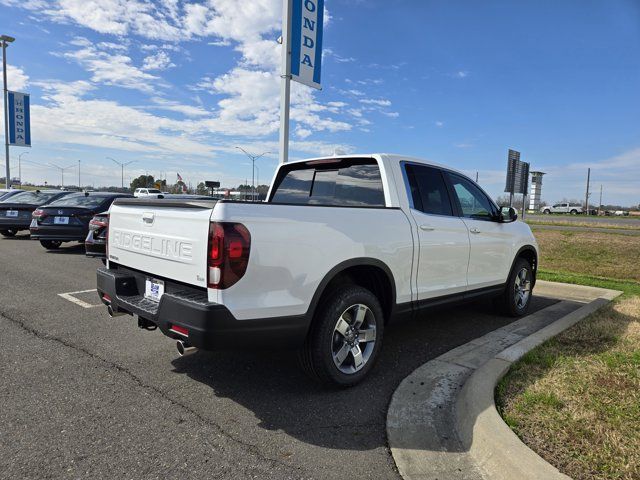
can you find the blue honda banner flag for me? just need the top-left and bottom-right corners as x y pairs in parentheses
(8, 91), (31, 147)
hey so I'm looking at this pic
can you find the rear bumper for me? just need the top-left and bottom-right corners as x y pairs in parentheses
(0, 217), (31, 230)
(96, 266), (309, 350)
(30, 224), (88, 241)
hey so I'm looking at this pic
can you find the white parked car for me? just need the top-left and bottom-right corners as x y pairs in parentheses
(133, 188), (163, 198)
(98, 154), (539, 386)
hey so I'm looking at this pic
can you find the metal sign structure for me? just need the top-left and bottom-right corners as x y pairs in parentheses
(8, 91), (31, 147)
(279, 0), (325, 164)
(504, 149), (529, 195)
(504, 149), (530, 216)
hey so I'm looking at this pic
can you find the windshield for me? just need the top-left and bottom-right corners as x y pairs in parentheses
(46, 194), (112, 208)
(1, 191), (62, 205)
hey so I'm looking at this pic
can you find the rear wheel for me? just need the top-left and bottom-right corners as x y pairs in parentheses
(543, 209), (551, 214)
(570, 209), (578, 215)
(40, 240), (62, 250)
(494, 258), (533, 317)
(0, 229), (17, 237)
(298, 285), (384, 387)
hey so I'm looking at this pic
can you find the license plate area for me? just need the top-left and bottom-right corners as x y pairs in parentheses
(144, 277), (165, 302)
(54, 216), (69, 225)
(6, 210), (18, 218)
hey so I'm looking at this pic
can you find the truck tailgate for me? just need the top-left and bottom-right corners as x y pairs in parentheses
(108, 200), (214, 288)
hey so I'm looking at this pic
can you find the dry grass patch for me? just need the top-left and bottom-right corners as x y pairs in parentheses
(534, 229), (640, 282)
(497, 297), (640, 480)
(527, 218), (640, 231)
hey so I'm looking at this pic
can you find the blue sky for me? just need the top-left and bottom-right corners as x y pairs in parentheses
(0, 0), (639, 205)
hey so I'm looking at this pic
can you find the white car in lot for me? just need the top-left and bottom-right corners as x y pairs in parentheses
(98, 154), (538, 386)
(541, 202), (583, 214)
(133, 188), (163, 198)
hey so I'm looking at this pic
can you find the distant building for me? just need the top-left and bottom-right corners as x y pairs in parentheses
(528, 171), (546, 211)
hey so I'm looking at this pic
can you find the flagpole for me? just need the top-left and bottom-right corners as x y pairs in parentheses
(279, 0), (292, 164)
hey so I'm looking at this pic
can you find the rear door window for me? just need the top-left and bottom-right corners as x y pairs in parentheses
(404, 164), (453, 216)
(271, 158), (386, 207)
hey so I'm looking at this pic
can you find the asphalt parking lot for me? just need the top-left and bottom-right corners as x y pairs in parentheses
(1, 235), (570, 480)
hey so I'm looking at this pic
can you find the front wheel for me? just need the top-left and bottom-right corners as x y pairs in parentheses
(0, 229), (17, 237)
(494, 258), (533, 317)
(298, 285), (384, 387)
(40, 240), (62, 250)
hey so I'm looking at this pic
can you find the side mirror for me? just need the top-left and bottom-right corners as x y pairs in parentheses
(499, 206), (518, 223)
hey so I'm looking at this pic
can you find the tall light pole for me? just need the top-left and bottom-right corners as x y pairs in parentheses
(2, 34), (16, 189)
(49, 162), (75, 189)
(78, 160), (81, 188)
(235, 147), (271, 201)
(18, 150), (28, 185)
(107, 156), (136, 190)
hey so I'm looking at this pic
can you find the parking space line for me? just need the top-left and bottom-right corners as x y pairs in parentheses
(58, 289), (102, 309)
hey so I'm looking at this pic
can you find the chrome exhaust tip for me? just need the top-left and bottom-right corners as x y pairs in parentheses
(107, 305), (125, 318)
(176, 340), (197, 357)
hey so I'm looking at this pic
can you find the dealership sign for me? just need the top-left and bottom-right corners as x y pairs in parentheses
(290, 0), (324, 90)
(8, 91), (31, 147)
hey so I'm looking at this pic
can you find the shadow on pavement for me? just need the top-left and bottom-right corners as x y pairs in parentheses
(170, 295), (558, 451)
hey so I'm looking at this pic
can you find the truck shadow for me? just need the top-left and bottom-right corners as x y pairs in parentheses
(170, 296), (558, 451)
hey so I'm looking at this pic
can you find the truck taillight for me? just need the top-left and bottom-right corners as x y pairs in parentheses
(207, 222), (251, 289)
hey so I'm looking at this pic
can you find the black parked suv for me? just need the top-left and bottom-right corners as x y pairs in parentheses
(0, 190), (73, 237)
(30, 192), (132, 249)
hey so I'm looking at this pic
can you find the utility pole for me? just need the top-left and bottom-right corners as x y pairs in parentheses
(598, 184), (603, 216)
(78, 160), (81, 189)
(49, 163), (75, 189)
(18, 150), (28, 185)
(107, 156), (136, 190)
(2, 34), (15, 189)
(279, 0), (292, 164)
(584, 168), (591, 215)
(235, 147), (271, 201)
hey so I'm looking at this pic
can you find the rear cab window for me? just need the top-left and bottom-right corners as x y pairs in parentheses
(270, 158), (386, 207)
(46, 194), (113, 209)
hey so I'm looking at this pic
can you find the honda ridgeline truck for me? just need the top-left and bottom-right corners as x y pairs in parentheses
(97, 154), (538, 386)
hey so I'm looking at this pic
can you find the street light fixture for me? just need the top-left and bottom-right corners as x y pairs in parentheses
(49, 162), (75, 189)
(2, 34), (16, 189)
(107, 156), (136, 190)
(235, 147), (271, 201)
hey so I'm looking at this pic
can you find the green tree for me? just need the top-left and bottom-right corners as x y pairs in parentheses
(130, 175), (155, 191)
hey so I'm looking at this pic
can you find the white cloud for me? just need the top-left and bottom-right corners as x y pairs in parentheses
(149, 97), (210, 117)
(435, 121), (444, 127)
(7, 64), (29, 91)
(454, 71), (468, 78)
(62, 39), (160, 92)
(360, 98), (392, 107)
(142, 51), (175, 71)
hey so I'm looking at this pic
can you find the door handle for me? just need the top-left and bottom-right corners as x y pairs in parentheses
(469, 227), (480, 234)
(419, 224), (435, 231)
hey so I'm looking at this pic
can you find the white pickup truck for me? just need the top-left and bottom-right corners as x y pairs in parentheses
(97, 154), (538, 386)
(541, 202), (583, 215)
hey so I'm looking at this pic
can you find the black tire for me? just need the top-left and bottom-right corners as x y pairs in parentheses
(494, 258), (533, 317)
(543, 209), (551, 214)
(40, 240), (62, 250)
(570, 209), (578, 215)
(0, 229), (17, 237)
(298, 285), (384, 387)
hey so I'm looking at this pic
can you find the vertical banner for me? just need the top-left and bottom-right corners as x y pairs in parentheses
(8, 91), (31, 147)
(290, 0), (324, 90)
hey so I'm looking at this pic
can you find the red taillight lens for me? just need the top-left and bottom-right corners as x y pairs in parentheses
(207, 222), (251, 289)
(32, 209), (47, 220)
(169, 324), (189, 336)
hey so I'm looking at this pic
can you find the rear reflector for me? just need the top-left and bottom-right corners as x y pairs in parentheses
(102, 293), (112, 303)
(169, 324), (189, 336)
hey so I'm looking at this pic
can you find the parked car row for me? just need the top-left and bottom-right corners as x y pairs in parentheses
(1, 189), (216, 259)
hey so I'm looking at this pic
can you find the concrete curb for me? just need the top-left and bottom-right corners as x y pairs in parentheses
(387, 282), (622, 480)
